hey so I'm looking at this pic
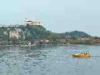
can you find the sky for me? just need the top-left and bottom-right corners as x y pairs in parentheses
(0, 0), (100, 36)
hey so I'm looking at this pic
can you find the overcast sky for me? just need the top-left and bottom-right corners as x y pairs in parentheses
(0, 0), (100, 36)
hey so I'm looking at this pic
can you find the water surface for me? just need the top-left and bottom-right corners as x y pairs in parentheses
(0, 45), (100, 75)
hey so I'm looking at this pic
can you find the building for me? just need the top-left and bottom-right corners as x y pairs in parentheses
(26, 20), (43, 26)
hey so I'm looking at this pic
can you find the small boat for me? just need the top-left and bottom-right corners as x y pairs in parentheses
(72, 53), (91, 58)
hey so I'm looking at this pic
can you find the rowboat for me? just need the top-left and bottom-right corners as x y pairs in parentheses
(72, 53), (91, 58)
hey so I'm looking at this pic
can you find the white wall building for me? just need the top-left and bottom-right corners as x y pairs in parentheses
(26, 20), (43, 26)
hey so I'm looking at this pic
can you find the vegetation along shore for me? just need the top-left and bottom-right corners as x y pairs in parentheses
(0, 20), (100, 46)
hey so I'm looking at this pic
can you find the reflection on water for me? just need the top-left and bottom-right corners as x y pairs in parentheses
(0, 45), (100, 75)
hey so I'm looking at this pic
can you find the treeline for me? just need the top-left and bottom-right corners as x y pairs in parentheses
(0, 24), (100, 45)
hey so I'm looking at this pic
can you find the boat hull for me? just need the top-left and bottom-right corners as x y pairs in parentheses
(72, 54), (91, 58)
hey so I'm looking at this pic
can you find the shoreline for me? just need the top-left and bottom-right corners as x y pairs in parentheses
(0, 43), (100, 48)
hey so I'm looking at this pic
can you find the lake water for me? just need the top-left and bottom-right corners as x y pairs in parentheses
(0, 45), (100, 75)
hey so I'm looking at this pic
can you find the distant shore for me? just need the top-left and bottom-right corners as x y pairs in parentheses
(0, 42), (100, 48)
(0, 24), (100, 47)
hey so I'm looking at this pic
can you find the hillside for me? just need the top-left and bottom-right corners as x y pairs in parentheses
(0, 25), (91, 40)
(64, 31), (91, 38)
(0, 25), (93, 45)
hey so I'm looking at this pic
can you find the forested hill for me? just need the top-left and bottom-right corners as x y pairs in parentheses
(64, 31), (91, 38)
(0, 25), (91, 43)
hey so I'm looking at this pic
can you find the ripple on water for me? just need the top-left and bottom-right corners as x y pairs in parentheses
(0, 45), (100, 75)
